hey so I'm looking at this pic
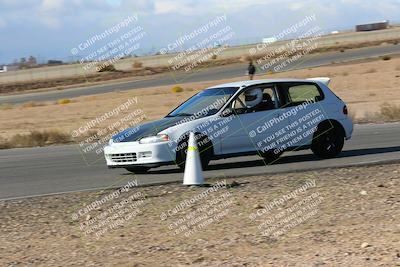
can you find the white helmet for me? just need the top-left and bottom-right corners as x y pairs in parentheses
(244, 88), (263, 108)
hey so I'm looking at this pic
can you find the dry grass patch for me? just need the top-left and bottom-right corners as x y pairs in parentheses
(0, 103), (13, 110)
(97, 63), (116, 72)
(171, 85), (184, 93)
(240, 55), (253, 62)
(0, 128), (106, 149)
(21, 101), (45, 108)
(0, 137), (11, 149)
(379, 102), (400, 121)
(57, 99), (72, 105)
(6, 130), (71, 148)
(132, 61), (143, 68)
(266, 70), (274, 75)
(356, 102), (400, 123)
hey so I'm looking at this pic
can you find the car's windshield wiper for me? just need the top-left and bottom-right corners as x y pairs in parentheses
(166, 113), (193, 117)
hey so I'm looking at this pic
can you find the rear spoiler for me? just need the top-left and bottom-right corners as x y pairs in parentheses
(306, 77), (331, 86)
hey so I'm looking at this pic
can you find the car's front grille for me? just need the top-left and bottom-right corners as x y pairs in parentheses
(109, 153), (137, 163)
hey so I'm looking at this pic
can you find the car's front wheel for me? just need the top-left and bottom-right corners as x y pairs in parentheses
(176, 133), (213, 171)
(125, 167), (150, 174)
(311, 123), (344, 158)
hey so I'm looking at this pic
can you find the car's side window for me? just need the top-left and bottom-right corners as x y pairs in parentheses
(284, 83), (324, 106)
(231, 85), (279, 114)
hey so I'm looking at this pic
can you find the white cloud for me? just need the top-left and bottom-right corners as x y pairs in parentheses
(374, 1), (400, 17)
(106, 0), (122, 6)
(288, 2), (305, 11)
(41, 16), (61, 28)
(39, 0), (65, 27)
(40, 0), (64, 12)
(154, 0), (195, 14)
(152, 0), (277, 15)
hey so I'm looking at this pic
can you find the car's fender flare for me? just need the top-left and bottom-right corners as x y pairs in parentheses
(314, 119), (345, 139)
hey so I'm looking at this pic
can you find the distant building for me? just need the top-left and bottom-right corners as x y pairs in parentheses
(47, 60), (63, 65)
(262, 37), (277, 44)
(356, 21), (389, 32)
(5, 64), (20, 71)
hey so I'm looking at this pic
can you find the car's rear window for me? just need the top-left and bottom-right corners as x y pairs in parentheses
(283, 82), (324, 106)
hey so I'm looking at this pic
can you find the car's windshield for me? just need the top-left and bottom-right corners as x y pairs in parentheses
(166, 87), (238, 118)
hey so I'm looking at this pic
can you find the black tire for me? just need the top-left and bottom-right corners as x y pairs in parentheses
(311, 123), (344, 159)
(125, 167), (150, 174)
(176, 134), (213, 171)
(258, 150), (283, 164)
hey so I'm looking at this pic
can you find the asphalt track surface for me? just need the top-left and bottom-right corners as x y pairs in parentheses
(1, 123), (400, 201)
(1, 44), (400, 105)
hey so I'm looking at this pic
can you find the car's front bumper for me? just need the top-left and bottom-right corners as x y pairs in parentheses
(104, 141), (176, 168)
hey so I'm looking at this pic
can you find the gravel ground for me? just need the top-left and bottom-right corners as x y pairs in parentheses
(0, 163), (399, 266)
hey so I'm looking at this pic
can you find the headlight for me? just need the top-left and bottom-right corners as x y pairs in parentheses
(139, 134), (169, 144)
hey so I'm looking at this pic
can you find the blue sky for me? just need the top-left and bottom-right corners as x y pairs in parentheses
(0, 0), (399, 64)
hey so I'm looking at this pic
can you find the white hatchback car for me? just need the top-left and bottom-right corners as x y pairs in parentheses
(104, 78), (353, 173)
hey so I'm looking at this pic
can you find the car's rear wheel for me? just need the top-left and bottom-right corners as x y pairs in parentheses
(125, 167), (150, 174)
(311, 123), (344, 158)
(176, 134), (213, 171)
(258, 150), (283, 164)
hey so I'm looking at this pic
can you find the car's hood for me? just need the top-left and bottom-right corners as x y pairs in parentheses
(111, 116), (186, 143)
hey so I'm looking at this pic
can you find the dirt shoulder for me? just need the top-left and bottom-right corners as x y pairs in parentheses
(0, 34), (399, 94)
(0, 163), (399, 266)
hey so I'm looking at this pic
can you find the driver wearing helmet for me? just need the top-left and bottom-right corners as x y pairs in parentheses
(244, 88), (263, 112)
